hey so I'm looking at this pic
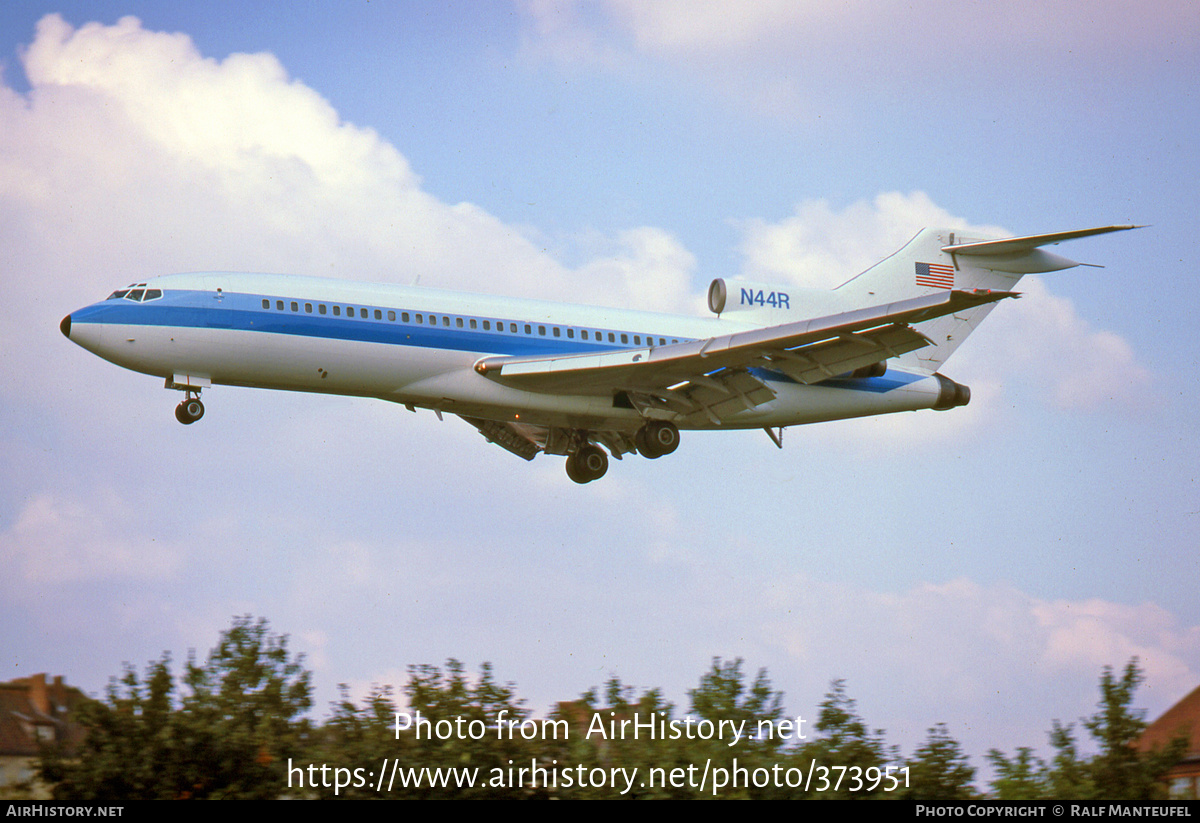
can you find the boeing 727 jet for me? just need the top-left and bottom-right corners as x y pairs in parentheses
(61, 225), (1136, 482)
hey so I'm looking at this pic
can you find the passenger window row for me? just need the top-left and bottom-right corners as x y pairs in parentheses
(258, 297), (681, 347)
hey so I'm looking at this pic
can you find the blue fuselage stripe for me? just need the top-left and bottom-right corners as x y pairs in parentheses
(72, 290), (636, 358)
(72, 289), (916, 393)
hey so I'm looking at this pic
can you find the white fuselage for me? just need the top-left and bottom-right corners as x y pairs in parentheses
(63, 272), (951, 432)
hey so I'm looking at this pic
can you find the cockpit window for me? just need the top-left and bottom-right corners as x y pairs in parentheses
(108, 286), (162, 302)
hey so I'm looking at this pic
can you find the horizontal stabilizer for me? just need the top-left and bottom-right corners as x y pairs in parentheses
(942, 225), (1140, 273)
(943, 225), (1139, 256)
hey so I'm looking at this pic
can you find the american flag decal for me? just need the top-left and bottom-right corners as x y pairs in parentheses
(915, 262), (955, 289)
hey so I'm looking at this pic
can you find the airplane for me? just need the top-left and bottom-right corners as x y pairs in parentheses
(61, 224), (1137, 483)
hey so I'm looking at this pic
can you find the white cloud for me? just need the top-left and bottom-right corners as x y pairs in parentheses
(735, 191), (1007, 289)
(0, 492), (183, 585)
(518, 1), (1199, 120)
(984, 278), (1154, 411)
(762, 574), (1200, 753)
(524, 1), (1196, 69)
(1, 14), (694, 413)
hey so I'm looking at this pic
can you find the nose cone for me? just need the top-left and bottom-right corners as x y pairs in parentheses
(60, 314), (72, 338)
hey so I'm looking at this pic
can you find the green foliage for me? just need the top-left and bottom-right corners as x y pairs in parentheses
(688, 658), (787, 798)
(397, 659), (536, 798)
(986, 746), (1047, 799)
(551, 676), (694, 799)
(688, 657), (785, 745)
(1082, 659), (1187, 799)
(900, 723), (977, 800)
(41, 616), (311, 800)
(792, 679), (894, 798)
(39, 620), (1190, 801)
(986, 658), (1189, 800)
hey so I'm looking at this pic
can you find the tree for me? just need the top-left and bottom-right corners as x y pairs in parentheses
(792, 679), (894, 799)
(987, 746), (1047, 799)
(1081, 659), (1187, 799)
(900, 723), (977, 800)
(396, 659), (535, 798)
(688, 657), (784, 752)
(41, 616), (312, 800)
(988, 658), (1189, 800)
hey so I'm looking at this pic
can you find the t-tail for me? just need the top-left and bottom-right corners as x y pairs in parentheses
(833, 225), (1140, 371)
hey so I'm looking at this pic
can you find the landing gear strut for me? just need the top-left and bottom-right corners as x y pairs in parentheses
(565, 444), (608, 484)
(635, 420), (679, 459)
(175, 394), (205, 425)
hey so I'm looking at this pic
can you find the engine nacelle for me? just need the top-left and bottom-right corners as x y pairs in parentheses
(707, 278), (846, 324)
(932, 374), (971, 410)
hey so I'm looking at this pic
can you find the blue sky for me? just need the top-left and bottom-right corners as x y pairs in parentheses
(2, 1), (1197, 784)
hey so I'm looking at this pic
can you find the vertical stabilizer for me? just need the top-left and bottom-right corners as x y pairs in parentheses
(833, 225), (1136, 371)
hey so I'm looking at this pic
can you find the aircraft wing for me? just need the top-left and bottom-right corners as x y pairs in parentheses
(474, 289), (1015, 425)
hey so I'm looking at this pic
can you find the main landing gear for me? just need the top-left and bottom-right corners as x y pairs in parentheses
(565, 443), (608, 484)
(174, 393), (205, 425)
(635, 420), (679, 459)
(563, 421), (681, 484)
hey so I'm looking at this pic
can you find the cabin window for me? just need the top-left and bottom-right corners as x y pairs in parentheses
(334, 306), (342, 316)
(581, 330), (588, 340)
(567, 328), (574, 339)
(276, 300), (285, 310)
(524, 324), (532, 334)
(553, 327), (561, 337)
(262, 299), (270, 309)
(416, 314), (423, 324)
(401, 312), (409, 322)
(443, 316), (450, 327)
(291, 302), (298, 312)
(608, 333), (615, 343)
(511, 323), (518, 333)
(469, 318), (477, 329)
(538, 325), (546, 336)
(306, 303), (313, 313)
(388, 310), (395, 321)
(483, 320), (490, 331)
(633, 335), (640, 345)
(346, 307), (355, 318)
(621, 334), (628, 344)
(456, 317), (464, 328)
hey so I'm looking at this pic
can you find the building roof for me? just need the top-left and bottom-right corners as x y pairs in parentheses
(0, 674), (89, 757)
(1139, 682), (1200, 761)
